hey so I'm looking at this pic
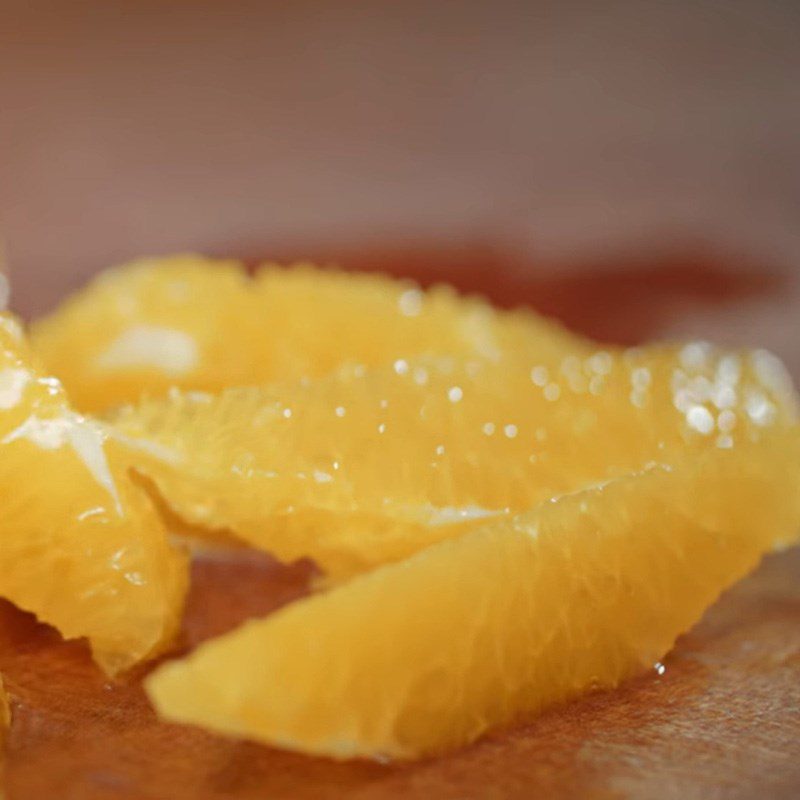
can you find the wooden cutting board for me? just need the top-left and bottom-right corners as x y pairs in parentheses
(2, 257), (799, 800)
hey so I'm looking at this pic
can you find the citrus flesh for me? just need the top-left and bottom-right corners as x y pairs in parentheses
(0, 314), (188, 674)
(114, 342), (799, 580)
(21, 259), (800, 761)
(30, 256), (583, 413)
(146, 441), (800, 760)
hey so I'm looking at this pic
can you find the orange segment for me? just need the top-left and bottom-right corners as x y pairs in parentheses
(146, 442), (800, 760)
(30, 256), (253, 413)
(0, 314), (188, 674)
(30, 256), (583, 412)
(114, 342), (799, 579)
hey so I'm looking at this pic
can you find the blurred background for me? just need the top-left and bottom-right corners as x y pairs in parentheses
(2, 1), (799, 371)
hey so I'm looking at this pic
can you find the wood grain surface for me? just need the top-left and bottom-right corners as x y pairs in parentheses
(2, 258), (799, 800)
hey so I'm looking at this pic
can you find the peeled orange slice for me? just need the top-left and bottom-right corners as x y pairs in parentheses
(146, 441), (800, 759)
(30, 256), (582, 412)
(115, 342), (799, 579)
(30, 256), (252, 413)
(0, 313), (188, 674)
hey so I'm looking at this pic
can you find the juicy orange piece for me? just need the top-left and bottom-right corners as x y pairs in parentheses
(146, 442), (800, 759)
(30, 256), (582, 412)
(0, 314), (188, 674)
(115, 342), (799, 579)
(30, 256), (252, 413)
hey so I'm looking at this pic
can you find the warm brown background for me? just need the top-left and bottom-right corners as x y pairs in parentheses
(2, 2), (800, 351)
(1, 3), (799, 798)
